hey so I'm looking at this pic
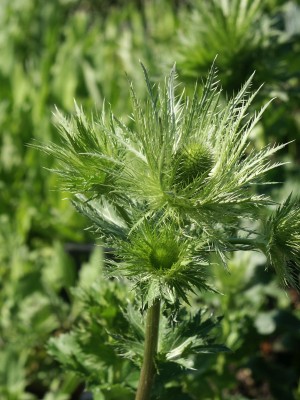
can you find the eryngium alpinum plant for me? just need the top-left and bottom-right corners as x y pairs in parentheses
(36, 64), (300, 400)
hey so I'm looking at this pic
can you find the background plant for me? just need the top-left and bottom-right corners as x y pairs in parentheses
(173, 0), (300, 193)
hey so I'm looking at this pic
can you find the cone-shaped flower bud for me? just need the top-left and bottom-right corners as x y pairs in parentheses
(149, 241), (180, 270)
(174, 142), (214, 187)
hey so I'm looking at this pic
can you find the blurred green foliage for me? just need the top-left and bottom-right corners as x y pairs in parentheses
(0, 0), (300, 399)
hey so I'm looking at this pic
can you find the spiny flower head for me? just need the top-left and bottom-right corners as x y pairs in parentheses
(112, 63), (286, 229)
(111, 220), (212, 305)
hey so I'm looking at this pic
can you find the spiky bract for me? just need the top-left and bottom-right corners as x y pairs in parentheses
(263, 195), (300, 288)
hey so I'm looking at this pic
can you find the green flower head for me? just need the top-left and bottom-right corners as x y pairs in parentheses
(115, 63), (286, 227)
(36, 63), (286, 228)
(113, 221), (211, 305)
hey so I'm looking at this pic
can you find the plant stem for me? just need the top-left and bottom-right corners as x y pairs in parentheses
(135, 299), (161, 400)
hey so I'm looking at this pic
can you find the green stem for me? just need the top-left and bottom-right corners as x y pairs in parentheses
(135, 299), (161, 400)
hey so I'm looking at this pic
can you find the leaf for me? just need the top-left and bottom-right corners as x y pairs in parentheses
(158, 309), (229, 370)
